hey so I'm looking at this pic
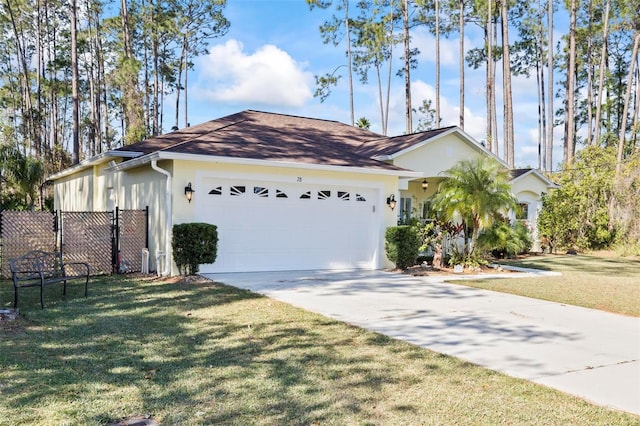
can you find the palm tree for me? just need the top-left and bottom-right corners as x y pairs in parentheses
(1, 147), (45, 210)
(431, 157), (518, 259)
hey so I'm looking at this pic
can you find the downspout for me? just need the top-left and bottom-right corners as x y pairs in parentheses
(151, 160), (172, 276)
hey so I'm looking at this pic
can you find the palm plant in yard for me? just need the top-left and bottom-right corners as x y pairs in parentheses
(0, 145), (45, 210)
(431, 157), (519, 264)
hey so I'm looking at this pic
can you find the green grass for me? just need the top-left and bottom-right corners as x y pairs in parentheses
(1, 274), (639, 425)
(457, 254), (640, 317)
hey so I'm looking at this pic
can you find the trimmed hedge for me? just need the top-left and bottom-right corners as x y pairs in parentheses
(385, 226), (420, 270)
(172, 223), (218, 275)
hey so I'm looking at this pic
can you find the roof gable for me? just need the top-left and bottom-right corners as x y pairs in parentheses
(510, 168), (558, 188)
(357, 126), (508, 167)
(356, 126), (456, 158)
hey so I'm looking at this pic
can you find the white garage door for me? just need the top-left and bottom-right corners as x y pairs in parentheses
(195, 177), (379, 273)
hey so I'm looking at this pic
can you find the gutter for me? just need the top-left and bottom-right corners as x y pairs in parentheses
(46, 150), (143, 181)
(111, 151), (422, 179)
(151, 160), (172, 276)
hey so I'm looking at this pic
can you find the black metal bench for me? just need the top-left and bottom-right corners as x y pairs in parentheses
(9, 250), (90, 309)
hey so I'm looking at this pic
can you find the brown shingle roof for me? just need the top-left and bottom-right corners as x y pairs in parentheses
(356, 126), (456, 157)
(115, 110), (403, 171)
(510, 168), (532, 180)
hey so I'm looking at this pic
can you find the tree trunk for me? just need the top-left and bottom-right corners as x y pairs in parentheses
(403, 0), (412, 133)
(376, 64), (385, 135)
(492, 20), (499, 155)
(143, 0), (151, 134)
(384, 1), (394, 136)
(486, 3), (494, 153)
(344, 0), (355, 126)
(585, 0), (594, 146)
(36, 0), (43, 159)
(564, 0), (577, 165)
(184, 38), (189, 128)
(121, 0), (132, 56)
(592, 0), (610, 147)
(70, 0), (80, 164)
(459, 0), (465, 129)
(501, 0), (514, 167)
(537, 59), (544, 170)
(546, 0), (554, 171)
(435, 0), (440, 127)
(93, 4), (104, 153)
(536, 0), (547, 170)
(175, 35), (186, 129)
(152, 4), (160, 136)
(633, 64), (640, 149)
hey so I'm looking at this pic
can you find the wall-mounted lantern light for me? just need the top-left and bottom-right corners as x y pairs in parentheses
(386, 194), (397, 211)
(184, 182), (195, 203)
(421, 179), (429, 192)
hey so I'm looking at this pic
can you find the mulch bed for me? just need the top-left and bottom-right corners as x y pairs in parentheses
(404, 263), (514, 277)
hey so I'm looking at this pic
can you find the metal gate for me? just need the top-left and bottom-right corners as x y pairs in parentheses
(111, 207), (149, 274)
(60, 211), (113, 275)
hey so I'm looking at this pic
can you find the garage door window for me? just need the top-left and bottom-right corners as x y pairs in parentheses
(205, 184), (367, 203)
(230, 186), (246, 196)
(254, 186), (268, 197)
(318, 190), (331, 200)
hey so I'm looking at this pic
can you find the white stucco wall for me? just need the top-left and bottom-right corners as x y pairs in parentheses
(392, 133), (488, 177)
(510, 172), (554, 252)
(53, 160), (169, 273)
(392, 132), (488, 223)
(387, 134), (555, 253)
(54, 168), (95, 212)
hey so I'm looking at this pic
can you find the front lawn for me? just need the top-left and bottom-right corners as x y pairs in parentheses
(459, 254), (640, 317)
(0, 275), (638, 425)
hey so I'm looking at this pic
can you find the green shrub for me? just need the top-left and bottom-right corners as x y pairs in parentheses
(172, 223), (218, 275)
(477, 221), (533, 258)
(385, 226), (420, 270)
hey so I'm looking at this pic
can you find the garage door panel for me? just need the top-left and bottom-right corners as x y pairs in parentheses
(196, 178), (378, 273)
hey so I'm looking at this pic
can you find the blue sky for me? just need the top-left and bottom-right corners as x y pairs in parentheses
(173, 0), (563, 169)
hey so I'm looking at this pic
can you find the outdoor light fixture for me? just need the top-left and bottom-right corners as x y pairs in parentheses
(386, 194), (397, 211)
(421, 179), (429, 192)
(184, 182), (194, 203)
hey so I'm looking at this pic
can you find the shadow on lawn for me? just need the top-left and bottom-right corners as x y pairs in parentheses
(504, 254), (640, 277)
(0, 276), (434, 424)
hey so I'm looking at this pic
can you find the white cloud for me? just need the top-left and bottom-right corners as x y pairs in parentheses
(195, 39), (313, 107)
(412, 28), (458, 67)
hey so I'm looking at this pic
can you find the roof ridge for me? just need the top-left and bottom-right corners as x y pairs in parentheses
(156, 117), (251, 153)
(387, 125), (457, 139)
(244, 109), (384, 137)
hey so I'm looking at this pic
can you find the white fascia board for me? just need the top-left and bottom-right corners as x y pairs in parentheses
(46, 150), (143, 181)
(382, 127), (510, 168)
(112, 151), (423, 179)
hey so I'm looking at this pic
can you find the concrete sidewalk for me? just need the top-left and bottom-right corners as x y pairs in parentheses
(204, 269), (640, 415)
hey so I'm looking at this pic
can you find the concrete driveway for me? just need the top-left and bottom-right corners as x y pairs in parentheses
(203, 269), (640, 415)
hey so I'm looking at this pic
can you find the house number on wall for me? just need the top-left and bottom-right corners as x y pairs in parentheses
(297, 177), (302, 182)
